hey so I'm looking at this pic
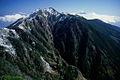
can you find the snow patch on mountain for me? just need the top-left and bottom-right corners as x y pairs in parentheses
(18, 25), (25, 30)
(43, 8), (60, 17)
(0, 28), (19, 55)
(18, 21), (27, 31)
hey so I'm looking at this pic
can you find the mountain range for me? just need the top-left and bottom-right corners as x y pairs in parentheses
(0, 7), (120, 80)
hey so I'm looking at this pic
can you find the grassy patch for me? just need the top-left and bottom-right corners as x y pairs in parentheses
(0, 75), (26, 80)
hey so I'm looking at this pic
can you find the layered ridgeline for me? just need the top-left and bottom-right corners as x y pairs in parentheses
(0, 8), (120, 80)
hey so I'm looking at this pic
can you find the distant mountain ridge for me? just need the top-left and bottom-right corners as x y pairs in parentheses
(0, 8), (120, 80)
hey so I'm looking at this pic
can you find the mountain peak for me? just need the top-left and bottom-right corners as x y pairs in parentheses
(45, 7), (56, 11)
(31, 7), (60, 19)
(43, 7), (55, 11)
(41, 7), (59, 15)
(34, 7), (58, 14)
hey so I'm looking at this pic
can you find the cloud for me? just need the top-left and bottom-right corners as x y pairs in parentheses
(0, 14), (27, 22)
(76, 12), (120, 24)
(0, 12), (120, 27)
(79, 11), (87, 14)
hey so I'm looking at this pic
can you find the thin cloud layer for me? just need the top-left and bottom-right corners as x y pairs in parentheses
(77, 12), (120, 23)
(0, 14), (27, 22)
(0, 12), (120, 27)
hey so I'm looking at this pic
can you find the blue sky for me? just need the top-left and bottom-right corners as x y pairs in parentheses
(0, 0), (120, 16)
(0, 0), (120, 27)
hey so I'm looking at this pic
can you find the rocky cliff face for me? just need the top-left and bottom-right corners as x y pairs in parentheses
(0, 8), (120, 80)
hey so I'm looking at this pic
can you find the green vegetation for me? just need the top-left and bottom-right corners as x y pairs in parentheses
(0, 75), (26, 80)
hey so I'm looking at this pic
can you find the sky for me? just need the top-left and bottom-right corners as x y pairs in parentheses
(0, 0), (120, 27)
